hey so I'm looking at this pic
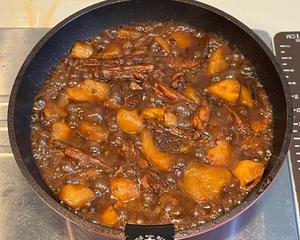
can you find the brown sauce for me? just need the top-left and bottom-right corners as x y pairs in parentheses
(31, 22), (273, 230)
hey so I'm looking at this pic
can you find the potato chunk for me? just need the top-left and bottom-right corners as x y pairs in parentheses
(101, 206), (118, 226)
(164, 112), (177, 127)
(44, 102), (67, 120)
(70, 41), (94, 58)
(79, 122), (108, 142)
(154, 36), (171, 53)
(207, 47), (227, 75)
(65, 80), (110, 102)
(141, 107), (165, 120)
(141, 129), (173, 171)
(250, 116), (269, 133)
(207, 140), (232, 167)
(117, 29), (142, 39)
(183, 85), (201, 104)
(182, 162), (232, 202)
(116, 108), (143, 134)
(206, 79), (240, 103)
(58, 184), (95, 209)
(110, 177), (140, 201)
(51, 122), (71, 142)
(168, 32), (192, 50)
(233, 160), (265, 189)
(240, 85), (254, 108)
(99, 42), (122, 59)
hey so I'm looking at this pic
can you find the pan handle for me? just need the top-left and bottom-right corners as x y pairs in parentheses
(125, 224), (175, 240)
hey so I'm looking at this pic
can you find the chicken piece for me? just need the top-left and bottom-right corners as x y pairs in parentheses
(79, 122), (108, 142)
(141, 129), (173, 171)
(110, 177), (140, 201)
(116, 108), (143, 134)
(206, 79), (241, 103)
(207, 140), (232, 167)
(129, 81), (142, 90)
(164, 112), (177, 128)
(44, 102), (67, 120)
(70, 41), (94, 58)
(192, 101), (210, 131)
(154, 36), (170, 53)
(58, 184), (95, 209)
(117, 29), (142, 39)
(207, 47), (227, 75)
(182, 162), (232, 202)
(65, 79), (110, 102)
(141, 107), (165, 120)
(101, 206), (118, 226)
(233, 160), (265, 189)
(168, 32), (192, 50)
(50, 122), (71, 142)
(99, 41), (122, 59)
(239, 85), (254, 108)
(183, 85), (201, 104)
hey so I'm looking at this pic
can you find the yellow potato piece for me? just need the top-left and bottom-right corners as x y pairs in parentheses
(233, 160), (265, 189)
(58, 184), (95, 209)
(79, 122), (108, 142)
(99, 42), (122, 59)
(117, 29), (142, 39)
(207, 140), (232, 167)
(250, 117), (269, 133)
(116, 108), (143, 134)
(168, 32), (192, 50)
(101, 206), (118, 226)
(183, 85), (201, 104)
(154, 36), (171, 53)
(51, 122), (71, 142)
(164, 112), (177, 128)
(141, 129), (173, 171)
(240, 85), (254, 108)
(110, 177), (140, 201)
(206, 79), (241, 103)
(141, 107), (165, 120)
(65, 80), (110, 102)
(182, 162), (232, 202)
(44, 102), (66, 119)
(207, 47), (227, 75)
(70, 41), (94, 58)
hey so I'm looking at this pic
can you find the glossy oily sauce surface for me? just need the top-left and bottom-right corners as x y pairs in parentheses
(31, 22), (273, 230)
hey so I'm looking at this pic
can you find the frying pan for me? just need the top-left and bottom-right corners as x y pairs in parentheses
(7, 0), (293, 239)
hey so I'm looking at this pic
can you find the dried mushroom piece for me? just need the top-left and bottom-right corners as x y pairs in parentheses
(232, 160), (265, 189)
(154, 36), (171, 53)
(70, 41), (94, 58)
(206, 79), (241, 103)
(192, 100), (210, 131)
(58, 184), (95, 209)
(141, 129), (173, 171)
(116, 108), (143, 134)
(207, 47), (227, 75)
(110, 177), (140, 201)
(182, 162), (232, 202)
(207, 140), (232, 167)
(101, 206), (118, 226)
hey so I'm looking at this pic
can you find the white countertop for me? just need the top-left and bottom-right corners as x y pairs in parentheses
(0, 0), (299, 37)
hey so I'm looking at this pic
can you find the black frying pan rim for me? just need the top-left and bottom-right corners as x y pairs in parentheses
(7, 0), (293, 239)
